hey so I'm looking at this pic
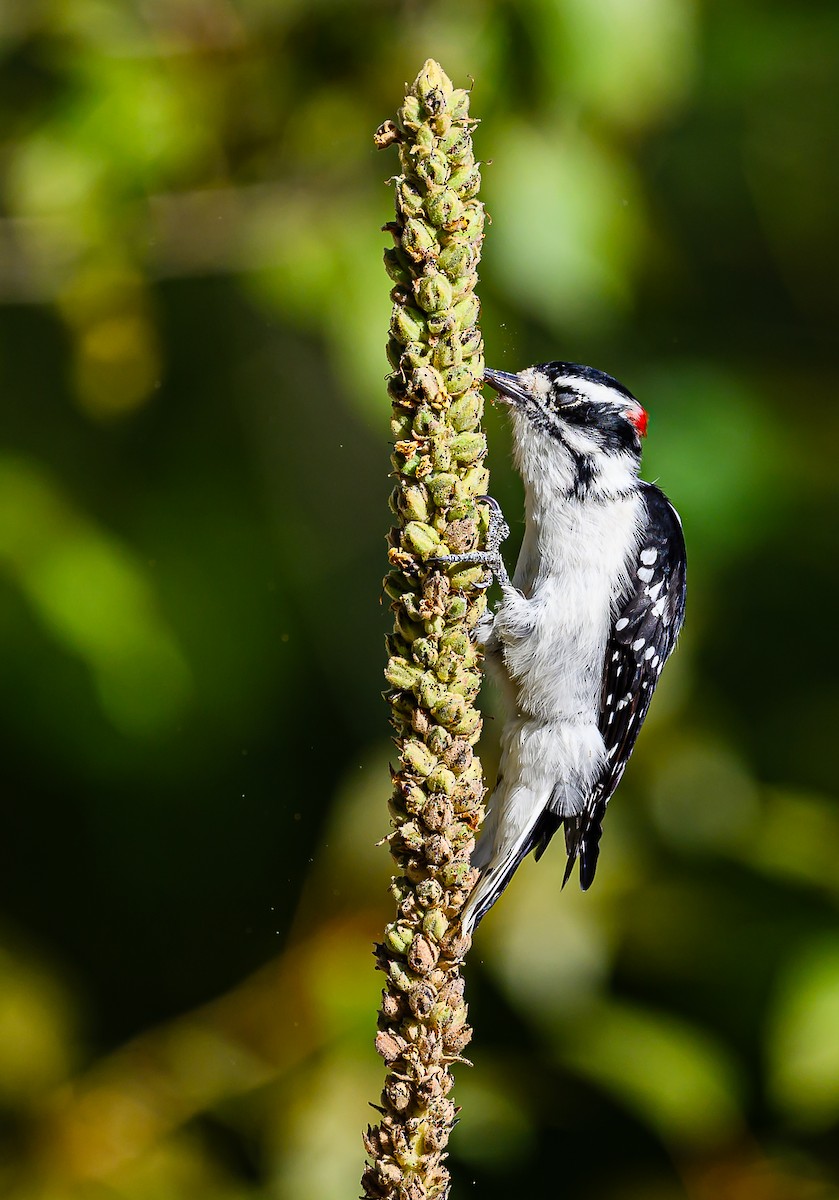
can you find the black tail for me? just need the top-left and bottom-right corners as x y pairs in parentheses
(562, 802), (607, 891)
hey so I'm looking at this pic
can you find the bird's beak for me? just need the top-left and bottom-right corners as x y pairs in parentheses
(484, 367), (529, 407)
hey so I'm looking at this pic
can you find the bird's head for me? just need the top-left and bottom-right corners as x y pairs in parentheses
(485, 361), (647, 455)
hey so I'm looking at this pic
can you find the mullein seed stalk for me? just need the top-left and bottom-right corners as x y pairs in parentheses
(361, 61), (489, 1200)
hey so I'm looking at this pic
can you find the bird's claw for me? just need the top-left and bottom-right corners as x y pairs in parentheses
(477, 495), (510, 553)
(428, 494), (511, 589)
(428, 549), (509, 591)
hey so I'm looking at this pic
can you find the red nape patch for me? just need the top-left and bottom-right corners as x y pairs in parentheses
(629, 406), (648, 437)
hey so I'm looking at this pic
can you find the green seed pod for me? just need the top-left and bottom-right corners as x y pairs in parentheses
(390, 304), (427, 345)
(420, 672), (445, 712)
(445, 594), (467, 620)
(415, 60), (454, 112)
(383, 247), (412, 285)
(449, 163), (481, 198)
(413, 122), (435, 157)
(431, 340), (460, 370)
(383, 571), (407, 601)
(401, 740), (437, 779)
(397, 178), (424, 217)
(452, 669), (481, 702)
(434, 651), (457, 682)
(401, 217), (437, 262)
(459, 327), (483, 360)
(439, 125), (472, 165)
(448, 391), (482, 431)
(448, 565), (485, 591)
(415, 270), (453, 314)
(450, 431), (486, 463)
(423, 613), (445, 638)
(403, 520), (441, 557)
(386, 338), (404, 370)
(398, 95), (421, 130)
(400, 484), (430, 523)
(426, 765), (457, 797)
(422, 909), (449, 942)
(425, 309), (455, 338)
(440, 859), (472, 889)
(402, 340), (430, 369)
(461, 200), (485, 240)
(385, 922), (415, 955)
(416, 878), (444, 907)
(462, 464), (490, 496)
(438, 240), (473, 279)
(389, 960), (414, 992)
(385, 633), (411, 661)
(424, 188), (465, 230)
(440, 629), (469, 657)
(426, 472), (459, 509)
(415, 151), (450, 188)
(449, 88), (470, 120)
(451, 293), (480, 332)
(431, 691), (465, 728)
(385, 657), (423, 691)
(394, 610), (423, 645)
(390, 411), (414, 438)
(411, 637), (438, 668)
(453, 706), (482, 740)
(443, 363), (477, 397)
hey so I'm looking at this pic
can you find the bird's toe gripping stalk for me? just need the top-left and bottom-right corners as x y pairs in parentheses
(430, 495), (511, 590)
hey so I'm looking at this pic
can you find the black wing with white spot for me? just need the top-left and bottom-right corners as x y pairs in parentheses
(566, 482), (687, 888)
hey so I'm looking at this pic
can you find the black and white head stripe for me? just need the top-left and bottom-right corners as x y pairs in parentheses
(486, 362), (648, 452)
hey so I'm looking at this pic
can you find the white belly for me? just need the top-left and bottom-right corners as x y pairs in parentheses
(497, 491), (643, 724)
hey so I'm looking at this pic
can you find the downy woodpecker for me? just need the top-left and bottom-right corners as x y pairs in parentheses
(434, 362), (686, 935)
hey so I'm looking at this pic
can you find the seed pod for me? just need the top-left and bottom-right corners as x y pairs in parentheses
(401, 217), (437, 262)
(415, 151), (450, 188)
(424, 188), (465, 230)
(390, 304), (427, 345)
(401, 739), (437, 777)
(385, 923), (414, 955)
(438, 241), (473, 279)
(383, 247), (411, 285)
(403, 521), (441, 558)
(384, 657), (423, 691)
(414, 271), (453, 314)
(449, 163), (481, 197)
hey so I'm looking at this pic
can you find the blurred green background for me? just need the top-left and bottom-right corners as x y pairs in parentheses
(1, 1), (838, 1197)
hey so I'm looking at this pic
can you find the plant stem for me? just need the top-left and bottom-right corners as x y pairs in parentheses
(362, 60), (489, 1200)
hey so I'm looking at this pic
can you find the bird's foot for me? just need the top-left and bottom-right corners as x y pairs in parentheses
(429, 549), (509, 591)
(429, 496), (511, 590)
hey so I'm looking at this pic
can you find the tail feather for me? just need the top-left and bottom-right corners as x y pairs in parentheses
(461, 810), (562, 935)
(562, 801), (607, 891)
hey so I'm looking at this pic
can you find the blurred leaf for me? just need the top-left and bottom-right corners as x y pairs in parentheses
(0, 941), (76, 1103)
(452, 1066), (535, 1168)
(768, 937), (839, 1129)
(0, 457), (192, 736)
(743, 788), (839, 894)
(559, 1001), (743, 1149)
(640, 363), (786, 563)
(534, 0), (698, 130)
(648, 735), (760, 853)
(485, 121), (647, 330)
